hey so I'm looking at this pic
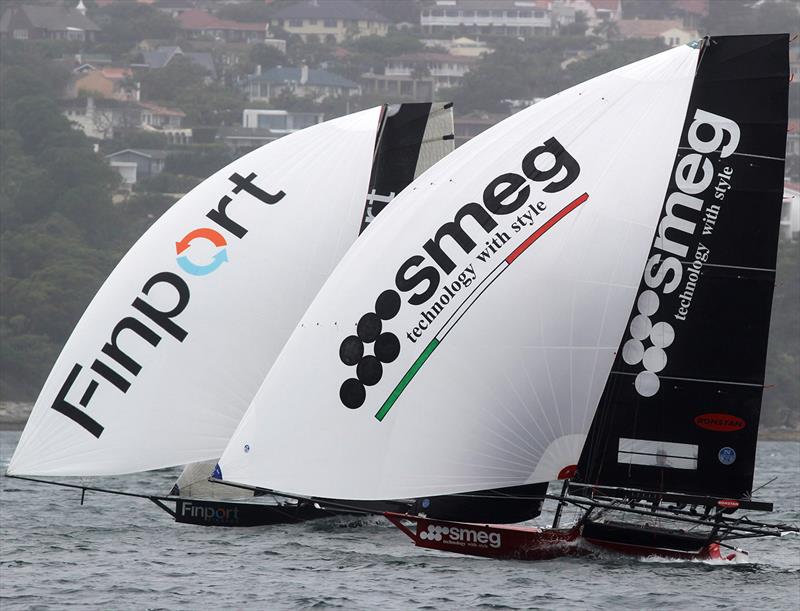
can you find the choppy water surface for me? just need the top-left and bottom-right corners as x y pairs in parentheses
(1, 432), (798, 609)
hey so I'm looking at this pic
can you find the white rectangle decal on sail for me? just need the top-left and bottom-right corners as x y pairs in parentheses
(617, 438), (698, 470)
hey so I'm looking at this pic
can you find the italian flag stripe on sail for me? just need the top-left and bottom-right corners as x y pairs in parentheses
(376, 192), (590, 421)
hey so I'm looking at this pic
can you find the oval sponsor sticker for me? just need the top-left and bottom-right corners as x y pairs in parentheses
(694, 413), (745, 432)
(718, 447), (736, 465)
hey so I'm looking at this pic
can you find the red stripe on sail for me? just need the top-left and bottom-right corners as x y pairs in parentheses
(505, 192), (589, 264)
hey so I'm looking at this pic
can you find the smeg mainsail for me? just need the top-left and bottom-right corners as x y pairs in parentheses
(213, 34), (798, 559)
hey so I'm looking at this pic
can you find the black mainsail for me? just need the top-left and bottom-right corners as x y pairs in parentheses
(576, 34), (790, 501)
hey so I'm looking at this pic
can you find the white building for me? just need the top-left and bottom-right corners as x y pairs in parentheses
(385, 53), (477, 90)
(241, 109), (324, 133)
(420, 0), (553, 37)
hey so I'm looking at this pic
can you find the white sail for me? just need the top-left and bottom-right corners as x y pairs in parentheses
(217, 45), (701, 500)
(169, 102), (456, 499)
(8, 107), (382, 476)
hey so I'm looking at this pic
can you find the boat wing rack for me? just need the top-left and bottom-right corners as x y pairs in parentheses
(568, 483), (774, 512)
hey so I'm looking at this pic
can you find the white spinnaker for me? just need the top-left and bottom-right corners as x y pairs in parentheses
(218, 46), (699, 500)
(8, 107), (382, 476)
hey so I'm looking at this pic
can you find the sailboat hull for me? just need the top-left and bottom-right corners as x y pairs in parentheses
(385, 512), (584, 561)
(385, 513), (727, 561)
(174, 498), (342, 527)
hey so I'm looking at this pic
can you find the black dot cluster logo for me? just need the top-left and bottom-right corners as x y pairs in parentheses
(339, 290), (401, 409)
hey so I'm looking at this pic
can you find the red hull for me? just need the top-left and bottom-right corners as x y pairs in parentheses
(385, 513), (727, 562)
(385, 512), (584, 561)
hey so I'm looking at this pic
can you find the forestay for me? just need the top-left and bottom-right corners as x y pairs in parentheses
(8, 107), (382, 476)
(217, 45), (701, 500)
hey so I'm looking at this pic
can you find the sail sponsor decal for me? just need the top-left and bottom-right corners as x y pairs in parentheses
(418, 523), (502, 549)
(718, 447), (737, 465)
(621, 109), (741, 398)
(617, 438), (698, 470)
(693, 413), (746, 432)
(49, 172), (286, 437)
(180, 500), (240, 524)
(337, 137), (587, 419)
(558, 465), (578, 480)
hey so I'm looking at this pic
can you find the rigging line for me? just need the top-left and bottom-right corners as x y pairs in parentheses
(675, 146), (785, 162)
(5, 474), (176, 502)
(750, 476), (778, 496)
(609, 370), (763, 387)
(697, 262), (777, 273)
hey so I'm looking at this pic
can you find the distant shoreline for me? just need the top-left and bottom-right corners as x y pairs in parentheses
(1, 402), (798, 440)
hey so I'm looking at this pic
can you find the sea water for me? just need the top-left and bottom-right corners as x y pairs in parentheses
(1, 431), (798, 609)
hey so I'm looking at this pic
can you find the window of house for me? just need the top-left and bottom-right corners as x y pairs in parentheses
(292, 114), (317, 129)
(477, 10), (488, 17)
(324, 18), (337, 27)
(446, 10), (457, 16)
(12, 29), (29, 39)
(507, 10), (517, 18)
(520, 10), (532, 18)
(534, 11), (544, 18)
(431, 9), (443, 16)
(258, 114), (288, 130)
(289, 19), (302, 27)
(491, 10), (502, 18)
(308, 19), (317, 25)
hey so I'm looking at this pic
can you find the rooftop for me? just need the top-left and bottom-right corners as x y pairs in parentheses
(427, 0), (550, 11)
(106, 149), (169, 160)
(270, 0), (390, 23)
(0, 3), (100, 33)
(616, 19), (689, 39)
(178, 9), (267, 32)
(249, 66), (359, 89)
(388, 53), (478, 64)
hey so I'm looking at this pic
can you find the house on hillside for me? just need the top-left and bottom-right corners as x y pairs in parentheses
(62, 97), (188, 142)
(245, 66), (360, 102)
(177, 9), (269, 44)
(62, 97), (142, 140)
(139, 102), (190, 144)
(667, 0), (709, 29)
(140, 46), (217, 81)
(0, 2), (100, 41)
(420, 0), (553, 37)
(360, 72), (435, 101)
(105, 149), (168, 187)
(551, 0), (622, 30)
(68, 67), (140, 102)
(453, 111), (509, 146)
(385, 53), (477, 91)
(220, 109), (325, 152)
(616, 19), (698, 46)
(242, 109), (324, 132)
(269, 0), (390, 43)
